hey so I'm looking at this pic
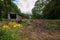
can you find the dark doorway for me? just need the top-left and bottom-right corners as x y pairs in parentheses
(10, 14), (16, 19)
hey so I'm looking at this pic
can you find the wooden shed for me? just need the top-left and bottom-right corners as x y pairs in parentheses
(8, 12), (22, 21)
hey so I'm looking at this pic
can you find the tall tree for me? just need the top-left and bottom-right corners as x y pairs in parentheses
(43, 0), (60, 19)
(32, 0), (50, 19)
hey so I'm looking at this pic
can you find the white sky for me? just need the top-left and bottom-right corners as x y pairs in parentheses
(13, 0), (37, 14)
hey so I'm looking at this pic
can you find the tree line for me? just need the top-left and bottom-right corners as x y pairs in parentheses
(32, 0), (60, 19)
(0, 0), (21, 19)
(0, 0), (31, 19)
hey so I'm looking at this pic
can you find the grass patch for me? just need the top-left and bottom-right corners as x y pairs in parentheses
(43, 19), (60, 22)
(0, 21), (6, 24)
(20, 20), (31, 26)
(0, 29), (29, 40)
(21, 22), (31, 26)
(48, 24), (60, 30)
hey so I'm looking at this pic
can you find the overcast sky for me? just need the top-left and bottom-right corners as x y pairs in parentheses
(13, 0), (37, 14)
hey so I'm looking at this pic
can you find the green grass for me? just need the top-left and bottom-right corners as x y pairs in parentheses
(0, 21), (8, 24)
(0, 21), (8, 26)
(43, 19), (60, 22)
(20, 20), (31, 26)
(48, 24), (60, 30)
(0, 30), (29, 40)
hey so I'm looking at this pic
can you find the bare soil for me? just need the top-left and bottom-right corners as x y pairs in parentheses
(18, 19), (60, 40)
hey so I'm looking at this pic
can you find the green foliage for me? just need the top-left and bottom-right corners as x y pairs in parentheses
(49, 24), (60, 30)
(21, 20), (31, 26)
(44, 19), (60, 22)
(0, 30), (20, 40)
(0, 30), (5, 36)
(32, 0), (60, 19)
(43, 0), (60, 19)
(0, 0), (21, 19)
(21, 13), (31, 19)
(0, 30), (28, 40)
(32, 0), (50, 19)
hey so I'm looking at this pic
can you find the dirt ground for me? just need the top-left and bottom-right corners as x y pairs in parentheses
(17, 19), (60, 40)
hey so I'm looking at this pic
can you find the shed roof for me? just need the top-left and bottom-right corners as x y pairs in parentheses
(8, 12), (17, 14)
